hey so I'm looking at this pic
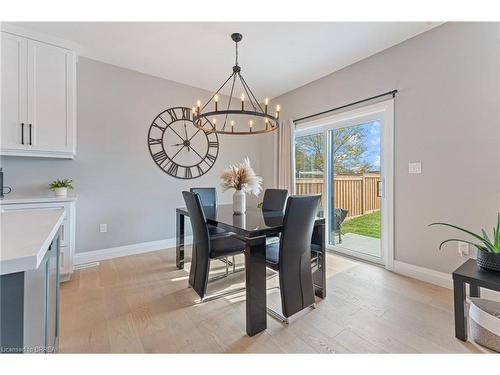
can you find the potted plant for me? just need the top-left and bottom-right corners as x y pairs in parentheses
(429, 213), (500, 272)
(220, 157), (262, 214)
(49, 178), (74, 197)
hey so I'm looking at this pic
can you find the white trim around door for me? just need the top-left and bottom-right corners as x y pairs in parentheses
(294, 99), (394, 270)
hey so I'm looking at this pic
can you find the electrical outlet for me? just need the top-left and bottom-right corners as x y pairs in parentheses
(458, 241), (469, 257)
(408, 162), (422, 174)
(100, 223), (107, 233)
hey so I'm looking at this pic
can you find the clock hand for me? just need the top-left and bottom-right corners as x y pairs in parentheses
(184, 123), (191, 152)
(171, 143), (183, 147)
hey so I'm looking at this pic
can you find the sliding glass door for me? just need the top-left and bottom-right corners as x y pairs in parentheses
(327, 120), (382, 263)
(294, 100), (393, 268)
(294, 130), (325, 208)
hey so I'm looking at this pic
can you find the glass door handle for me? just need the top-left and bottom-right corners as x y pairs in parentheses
(377, 180), (383, 198)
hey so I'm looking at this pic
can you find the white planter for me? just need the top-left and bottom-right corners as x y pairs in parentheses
(53, 187), (68, 197)
(469, 297), (500, 352)
(233, 190), (246, 214)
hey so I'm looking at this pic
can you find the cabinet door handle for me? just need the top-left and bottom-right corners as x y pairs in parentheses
(21, 123), (25, 144)
(29, 124), (32, 145)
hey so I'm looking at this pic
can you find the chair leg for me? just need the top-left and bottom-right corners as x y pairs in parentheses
(338, 231), (342, 244)
(199, 286), (247, 303)
(232, 256), (236, 273)
(266, 280), (316, 324)
(267, 307), (289, 324)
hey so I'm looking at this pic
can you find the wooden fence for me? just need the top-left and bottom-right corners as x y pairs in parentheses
(295, 173), (380, 218)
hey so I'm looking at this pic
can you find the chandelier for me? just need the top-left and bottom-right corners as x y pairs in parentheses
(192, 33), (280, 135)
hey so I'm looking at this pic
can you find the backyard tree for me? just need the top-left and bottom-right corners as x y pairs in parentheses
(295, 126), (375, 175)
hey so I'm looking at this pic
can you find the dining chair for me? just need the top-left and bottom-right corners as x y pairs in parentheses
(262, 188), (288, 211)
(265, 195), (320, 323)
(190, 187), (241, 276)
(261, 188), (288, 245)
(182, 191), (247, 301)
(190, 187), (227, 236)
(332, 208), (348, 244)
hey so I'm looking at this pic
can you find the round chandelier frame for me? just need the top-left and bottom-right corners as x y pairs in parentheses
(192, 33), (280, 135)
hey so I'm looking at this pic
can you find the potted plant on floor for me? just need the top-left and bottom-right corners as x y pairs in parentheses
(49, 178), (74, 197)
(220, 157), (262, 214)
(429, 213), (500, 272)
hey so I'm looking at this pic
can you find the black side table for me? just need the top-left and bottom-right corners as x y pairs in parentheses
(452, 259), (500, 341)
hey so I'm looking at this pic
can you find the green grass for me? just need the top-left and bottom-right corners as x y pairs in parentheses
(341, 210), (381, 239)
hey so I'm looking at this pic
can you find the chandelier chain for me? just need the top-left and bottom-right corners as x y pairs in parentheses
(200, 72), (235, 113)
(222, 73), (238, 130)
(240, 74), (264, 113)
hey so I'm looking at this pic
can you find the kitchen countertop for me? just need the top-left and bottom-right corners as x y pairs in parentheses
(0, 192), (77, 205)
(0, 208), (65, 275)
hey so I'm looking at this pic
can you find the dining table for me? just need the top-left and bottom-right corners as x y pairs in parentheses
(175, 203), (326, 336)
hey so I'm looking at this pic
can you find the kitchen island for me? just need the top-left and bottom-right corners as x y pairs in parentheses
(0, 208), (64, 353)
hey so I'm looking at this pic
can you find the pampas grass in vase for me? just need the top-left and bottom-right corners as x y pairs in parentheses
(220, 157), (263, 214)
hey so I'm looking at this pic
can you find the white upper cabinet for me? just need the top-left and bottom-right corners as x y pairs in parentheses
(1, 33), (28, 151)
(1, 32), (76, 158)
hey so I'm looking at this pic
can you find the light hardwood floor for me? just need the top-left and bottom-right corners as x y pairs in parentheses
(60, 247), (489, 353)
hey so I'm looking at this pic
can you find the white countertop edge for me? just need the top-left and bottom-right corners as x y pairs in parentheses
(0, 209), (65, 275)
(0, 195), (77, 205)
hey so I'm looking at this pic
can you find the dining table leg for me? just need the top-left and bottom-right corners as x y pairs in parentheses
(176, 211), (185, 269)
(245, 235), (267, 336)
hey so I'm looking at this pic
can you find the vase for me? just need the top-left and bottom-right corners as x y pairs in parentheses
(477, 251), (500, 272)
(54, 187), (68, 197)
(233, 189), (246, 214)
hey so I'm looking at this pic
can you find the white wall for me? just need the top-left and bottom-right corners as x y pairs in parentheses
(269, 22), (500, 274)
(2, 57), (269, 253)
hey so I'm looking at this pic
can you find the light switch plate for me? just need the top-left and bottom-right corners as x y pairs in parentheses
(408, 162), (422, 174)
(100, 223), (107, 233)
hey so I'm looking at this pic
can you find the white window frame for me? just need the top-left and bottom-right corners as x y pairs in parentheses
(293, 99), (394, 270)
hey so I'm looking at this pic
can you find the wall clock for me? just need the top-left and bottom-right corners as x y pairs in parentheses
(147, 106), (219, 179)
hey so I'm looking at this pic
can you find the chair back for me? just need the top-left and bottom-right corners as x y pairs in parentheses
(182, 191), (211, 298)
(332, 208), (348, 231)
(279, 195), (320, 317)
(262, 189), (288, 211)
(190, 187), (217, 208)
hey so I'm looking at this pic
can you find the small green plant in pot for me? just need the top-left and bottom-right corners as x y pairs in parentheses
(49, 179), (74, 197)
(429, 213), (500, 272)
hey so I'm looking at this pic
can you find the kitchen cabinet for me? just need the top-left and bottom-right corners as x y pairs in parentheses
(1, 31), (76, 158)
(0, 208), (63, 353)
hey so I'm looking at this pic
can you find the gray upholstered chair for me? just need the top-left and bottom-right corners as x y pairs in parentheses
(332, 208), (348, 243)
(261, 188), (288, 245)
(182, 191), (246, 301)
(265, 195), (320, 323)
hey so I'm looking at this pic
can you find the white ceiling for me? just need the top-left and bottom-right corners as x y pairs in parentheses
(12, 22), (441, 99)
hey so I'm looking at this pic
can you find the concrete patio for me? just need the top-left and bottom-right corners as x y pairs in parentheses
(334, 232), (381, 258)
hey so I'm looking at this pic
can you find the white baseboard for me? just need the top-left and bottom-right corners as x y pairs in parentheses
(393, 260), (453, 289)
(393, 261), (500, 300)
(74, 236), (192, 267)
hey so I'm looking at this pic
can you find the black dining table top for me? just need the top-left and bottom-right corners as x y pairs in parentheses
(176, 204), (325, 237)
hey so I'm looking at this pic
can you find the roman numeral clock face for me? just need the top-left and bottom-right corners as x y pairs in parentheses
(147, 107), (219, 179)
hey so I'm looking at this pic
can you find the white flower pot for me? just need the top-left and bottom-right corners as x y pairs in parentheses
(233, 189), (246, 214)
(54, 187), (68, 197)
